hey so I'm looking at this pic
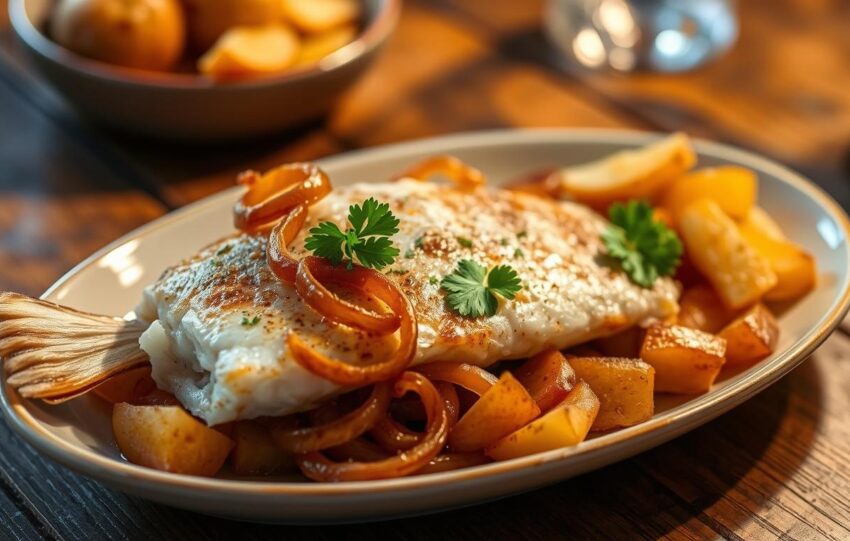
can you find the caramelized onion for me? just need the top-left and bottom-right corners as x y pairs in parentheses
(398, 155), (486, 189)
(295, 256), (401, 334)
(415, 362), (498, 396)
(287, 258), (417, 386)
(234, 163), (331, 231)
(266, 204), (308, 284)
(324, 437), (390, 462)
(271, 382), (391, 453)
(417, 452), (490, 475)
(295, 372), (449, 481)
(436, 381), (460, 427)
(370, 416), (422, 451)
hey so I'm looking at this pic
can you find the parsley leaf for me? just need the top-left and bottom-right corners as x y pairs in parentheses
(304, 198), (400, 270)
(441, 260), (522, 318)
(602, 200), (682, 288)
(241, 314), (261, 326)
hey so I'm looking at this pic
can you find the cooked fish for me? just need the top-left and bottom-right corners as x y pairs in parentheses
(136, 179), (678, 425)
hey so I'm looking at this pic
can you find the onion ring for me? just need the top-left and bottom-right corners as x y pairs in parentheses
(370, 416), (422, 451)
(295, 256), (401, 334)
(287, 258), (416, 386)
(416, 452), (489, 475)
(436, 381), (460, 427)
(414, 362), (498, 396)
(295, 372), (449, 481)
(270, 382), (391, 453)
(398, 155), (486, 189)
(266, 204), (308, 284)
(234, 163), (331, 231)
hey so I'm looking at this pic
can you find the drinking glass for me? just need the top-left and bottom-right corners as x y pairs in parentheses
(544, 0), (738, 72)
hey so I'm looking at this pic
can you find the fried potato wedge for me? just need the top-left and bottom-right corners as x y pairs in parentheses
(678, 199), (777, 309)
(640, 324), (727, 394)
(548, 133), (696, 210)
(230, 421), (294, 475)
(448, 372), (540, 452)
(592, 326), (646, 358)
(677, 284), (741, 333)
(514, 350), (576, 412)
(113, 403), (234, 476)
(663, 166), (757, 220)
(739, 226), (816, 302)
(183, 0), (285, 51)
(567, 356), (654, 431)
(282, 0), (360, 34)
(296, 25), (357, 65)
(198, 25), (300, 81)
(93, 365), (156, 404)
(739, 206), (785, 241)
(485, 381), (599, 461)
(717, 303), (779, 366)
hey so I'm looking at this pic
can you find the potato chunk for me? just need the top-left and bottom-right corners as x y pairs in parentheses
(678, 199), (777, 309)
(514, 350), (576, 412)
(296, 25), (357, 65)
(739, 226), (816, 302)
(567, 356), (654, 431)
(663, 166), (757, 220)
(282, 0), (360, 34)
(448, 372), (540, 452)
(183, 0), (286, 51)
(739, 207), (785, 241)
(592, 326), (645, 358)
(640, 325), (726, 394)
(677, 284), (741, 333)
(549, 133), (696, 210)
(93, 365), (156, 404)
(230, 421), (293, 475)
(717, 304), (779, 365)
(485, 381), (599, 461)
(198, 25), (300, 81)
(113, 403), (234, 476)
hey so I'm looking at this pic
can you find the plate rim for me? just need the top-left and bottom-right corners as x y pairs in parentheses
(3, 127), (850, 500)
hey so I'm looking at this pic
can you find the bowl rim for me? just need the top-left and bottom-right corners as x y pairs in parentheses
(8, 0), (401, 90)
(2, 128), (850, 500)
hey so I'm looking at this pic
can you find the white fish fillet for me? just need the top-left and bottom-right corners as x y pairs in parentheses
(137, 180), (679, 425)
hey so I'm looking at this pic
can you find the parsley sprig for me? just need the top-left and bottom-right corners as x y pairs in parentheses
(441, 260), (522, 318)
(602, 200), (682, 287)
(304, 198), (400, 270)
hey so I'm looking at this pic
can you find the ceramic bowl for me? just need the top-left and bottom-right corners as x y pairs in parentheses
(2, 129), (849, 523)
(8, 0), (399, 141)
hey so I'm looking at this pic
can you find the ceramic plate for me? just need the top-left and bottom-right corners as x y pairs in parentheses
(3, 130), (850, 524)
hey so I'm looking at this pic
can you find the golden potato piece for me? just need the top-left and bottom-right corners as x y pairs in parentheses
(92, 365), (156, 404)
(677, 284), (741, 333)
(739, 226), (816, 302)
(230, 421), (294, 475)
(592, 326), (645, 358)
(296, 25), (358, 65)
(678, 199), (777, 309)
(567, 357), (654, 431)
(717, 303), (779, 366)
(51, 0), (185, 71)
(283, 0), (360, 34)
(448, 372), (540, 452)
(549, 133), (696, 210)
(198, 25), (300, 81)
(112, 403), (234, 476)
(485, 381), (599, 461)
(739, 207), (785, 241)
(640, 324), (726, 394)
(183, 0), (286, 51)
(663, 166), (757, 220)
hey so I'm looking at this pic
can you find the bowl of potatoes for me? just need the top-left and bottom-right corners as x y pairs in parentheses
(9, 0), (399, 140)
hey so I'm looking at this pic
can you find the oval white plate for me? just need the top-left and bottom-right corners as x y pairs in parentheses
(3, 129), (850, 524)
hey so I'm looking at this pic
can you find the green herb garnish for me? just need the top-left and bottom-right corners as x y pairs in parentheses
(216, 245), (233, 256)
(404, 248), (415, 259)
(457, 237), (473, 249)
(241, 314), (261, 326)
(304, 198), (400, 270)
(440, 260), (522, 318)
(429, 276), (439, 285)
(601, 200), (682, 288)
(513, 248), (524, 259)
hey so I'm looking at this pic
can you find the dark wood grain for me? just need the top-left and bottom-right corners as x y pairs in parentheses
(1, 0), (850, 539)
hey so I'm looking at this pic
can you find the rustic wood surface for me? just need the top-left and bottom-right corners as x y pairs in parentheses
(1, 0), (850, 539)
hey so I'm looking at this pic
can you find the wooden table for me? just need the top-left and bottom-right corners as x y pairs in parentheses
(2, 1), (850, 539)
